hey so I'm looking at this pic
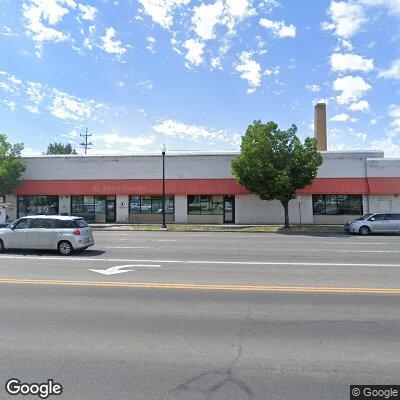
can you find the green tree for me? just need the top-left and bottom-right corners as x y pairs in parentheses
(0, 134), (26, 194)
(45, 142), (77, 155)
(232, 121), (323, 228)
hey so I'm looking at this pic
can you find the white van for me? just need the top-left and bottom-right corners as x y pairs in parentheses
(0, 215), (94, 255)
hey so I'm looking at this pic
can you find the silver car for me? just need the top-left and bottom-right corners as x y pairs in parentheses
(0, 215), (94, 255)
(344, 213), (400, 235)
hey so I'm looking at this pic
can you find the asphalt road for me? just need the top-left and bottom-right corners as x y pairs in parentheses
(0, 231), (399, 399)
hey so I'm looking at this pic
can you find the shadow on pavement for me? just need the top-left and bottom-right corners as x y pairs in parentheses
(1, 249), (106, 257)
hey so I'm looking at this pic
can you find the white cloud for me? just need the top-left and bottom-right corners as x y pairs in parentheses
(356, 132), (367, 141)
(388, 104), (400, 133)
(21, 147), (42, 156)
(333, 75), (371, 105)
(330, 53), (374, 72)
(146, 36), (156, 53)
(225, 0), (253, 19)
(349, 100), (370, 112)
(0, 26), (17, 37)
(306, 84), (321, 92)
(50, 89), (93, 120)
(259, 18), (296, 38)
(0, 82), (14, 93)
(192, 1), (224, 41)
(101, 27), (126, 55)
(2, 100), (16, 111)
(331, 113), (350, 122)
(234, 51), (261, 94)
(153, 119), (237, 143)
(22, 0), (76, 42)
(24, 105), (40, 114)
(92, 133), (155, 151)
(136, 80), (154, 90)
(77, 3), (97, 20)
(137, 0), (190, 29)
(9, 75), (22, 85)
(378, 59), (400, 80)
(358, 0), (400, 16)
(191, 0), (254, 41)
(26, 81), (44, 103)
(369, 137), (400, 157)
(323, 1), (367, 38)
(183, 39), (205, 67)
(369, 118), (378, 125)
(211, 57), (222, 70)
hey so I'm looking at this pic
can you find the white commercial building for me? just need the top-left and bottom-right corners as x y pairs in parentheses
(4, 104), (400, 225)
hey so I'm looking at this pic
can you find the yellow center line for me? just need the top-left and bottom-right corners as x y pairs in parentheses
(0, 278), (399, 295)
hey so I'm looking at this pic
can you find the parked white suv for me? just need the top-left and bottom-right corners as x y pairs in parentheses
(0, 216), (94, 255)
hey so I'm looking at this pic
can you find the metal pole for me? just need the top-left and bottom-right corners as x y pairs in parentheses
(162, 149), (167, 229)
(298, 198), (302, 227)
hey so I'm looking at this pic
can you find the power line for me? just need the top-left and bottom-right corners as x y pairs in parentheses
(80, 128), (93, 154)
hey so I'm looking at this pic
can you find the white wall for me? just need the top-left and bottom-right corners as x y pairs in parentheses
(367, 159), (400, 177)
(174, 195), (187, 223)
(21, 154), (239, 180)
(316, 151), (382, 178)
(59, 196), (70, 216)
(369, 195), (400, 213)
(235, 195), (313, 224)
(20, 151), (385, 181)
(116, 195), (129, 223)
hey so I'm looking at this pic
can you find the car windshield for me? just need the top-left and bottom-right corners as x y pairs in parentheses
(355, 214), (373, 220)
(74, 218), (89, 228)
(6, 220), (18, 229)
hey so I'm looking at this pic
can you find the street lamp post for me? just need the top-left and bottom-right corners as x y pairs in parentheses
(161, 144), (167, 229)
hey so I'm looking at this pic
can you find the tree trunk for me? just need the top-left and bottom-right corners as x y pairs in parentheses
(282, 201), (290, 228)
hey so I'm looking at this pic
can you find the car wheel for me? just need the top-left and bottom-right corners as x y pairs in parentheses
(0, 240), (4, 253)
(359, 226), (370, 236)
(58, 241), (73, 256)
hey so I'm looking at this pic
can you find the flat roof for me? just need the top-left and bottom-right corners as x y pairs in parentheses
(21, 149), (384, 159)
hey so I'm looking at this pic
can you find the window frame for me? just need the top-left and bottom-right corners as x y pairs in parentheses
(312, 194), (363, 216)
(187, 195), (224, 215)
(129, 195), (175, 215)
(17, 195), (59, 218)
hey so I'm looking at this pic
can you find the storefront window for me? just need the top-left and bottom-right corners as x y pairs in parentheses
(187, 195), (223, 215)
(17, 196), (59, 217)
(312, 194), (363, 215)
(71, 195), (108, 223)
(129, 195), (174, 215)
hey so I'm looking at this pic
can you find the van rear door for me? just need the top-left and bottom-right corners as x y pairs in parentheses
(73, 218), (93, 245)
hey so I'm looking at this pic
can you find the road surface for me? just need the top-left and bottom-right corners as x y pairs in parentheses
(0, 231), (399, 399)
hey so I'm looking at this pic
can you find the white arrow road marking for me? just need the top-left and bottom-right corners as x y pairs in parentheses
(1, 255), (400, 268)
(89, 264), (161, 275)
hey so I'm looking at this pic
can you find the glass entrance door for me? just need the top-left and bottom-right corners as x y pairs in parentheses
(223, 196), (235, 223)
(106, 199), (116, 223)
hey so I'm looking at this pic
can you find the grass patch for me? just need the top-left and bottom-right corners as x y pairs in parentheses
(92, 224), (343, 234)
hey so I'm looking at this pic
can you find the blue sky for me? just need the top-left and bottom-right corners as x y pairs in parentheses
(0, 0), (399, 156)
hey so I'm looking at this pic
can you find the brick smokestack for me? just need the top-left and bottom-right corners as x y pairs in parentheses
(314, 102), (327, 151)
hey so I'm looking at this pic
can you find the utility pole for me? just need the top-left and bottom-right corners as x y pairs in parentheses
(80, 128), (93, 154)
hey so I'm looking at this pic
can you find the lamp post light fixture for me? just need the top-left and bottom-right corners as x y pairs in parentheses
(161, 144), (167, 229)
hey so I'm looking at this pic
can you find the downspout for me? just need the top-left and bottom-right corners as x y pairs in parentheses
(365, 157), (370, 213)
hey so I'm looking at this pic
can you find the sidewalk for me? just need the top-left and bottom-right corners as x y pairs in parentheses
(89, 223), (344, 234)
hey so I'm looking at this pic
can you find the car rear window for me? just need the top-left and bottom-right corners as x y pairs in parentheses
(56, 220), (76, 229)
(73, 218), (89, 228)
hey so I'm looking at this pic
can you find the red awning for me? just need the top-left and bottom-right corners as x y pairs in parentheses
(296, 178), (369, 195)
(12, 179), (249, 196)
(12, 177), (400, 196)
(367, 177), (400, 194)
